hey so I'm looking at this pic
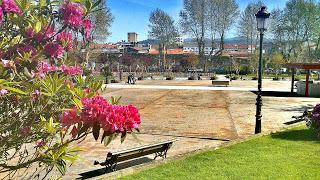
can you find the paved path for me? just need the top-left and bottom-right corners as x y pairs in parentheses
(106, 84), (291, 92)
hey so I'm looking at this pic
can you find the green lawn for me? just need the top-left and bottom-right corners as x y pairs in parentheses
(121, 126), (320, 180)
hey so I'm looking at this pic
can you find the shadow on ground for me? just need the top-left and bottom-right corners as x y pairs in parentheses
(250, 91), (304, 97)
(271, 128), (319, 142)
(77, 157), (153, 179)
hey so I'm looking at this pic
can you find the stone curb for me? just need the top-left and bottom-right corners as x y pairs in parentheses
(92, 122), (306, 180)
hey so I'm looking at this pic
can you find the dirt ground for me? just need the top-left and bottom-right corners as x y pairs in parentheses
(58, 79), (319, 179)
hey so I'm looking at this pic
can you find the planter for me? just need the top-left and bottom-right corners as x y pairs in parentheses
(231, 76), (239, 80)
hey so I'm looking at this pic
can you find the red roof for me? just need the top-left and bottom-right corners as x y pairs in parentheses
(287, 63), (320, 70)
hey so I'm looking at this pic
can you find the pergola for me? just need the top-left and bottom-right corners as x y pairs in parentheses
(287, 63), (320, 97)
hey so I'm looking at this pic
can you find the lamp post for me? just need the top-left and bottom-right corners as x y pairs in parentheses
(255, 6), (270, 134)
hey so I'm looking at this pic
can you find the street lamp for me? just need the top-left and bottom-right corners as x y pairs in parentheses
(255, 6), (270, 134)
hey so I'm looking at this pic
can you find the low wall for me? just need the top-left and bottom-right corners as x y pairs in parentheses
(296, 81), (320, 97)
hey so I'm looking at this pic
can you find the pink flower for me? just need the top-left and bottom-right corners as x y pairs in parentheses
(26, 26), (55, 41)
(82, 19), (93, 38)
(17, 44), (37, 57)
(25, 27), (35, 38)
(32, 90), (41, 100)
(80, 96), (141, 134)
(61, 108), (80, 128)
(36, 139), (46, 147)
(61, 65), (83, 75)
(64, 79), (75, 87)
(1, 0), (22, 15)
(57, 32), (73, 50)
(37, 62), (59, 74)
(0, 89), (8, 96)
(20, 127), (31, 136)
(60, 1), (85, 28)
(44, 43), (64, 59)
(0, 7), (4, 24)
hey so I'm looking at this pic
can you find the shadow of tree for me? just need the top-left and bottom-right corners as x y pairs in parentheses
(271, 128), (319, 142)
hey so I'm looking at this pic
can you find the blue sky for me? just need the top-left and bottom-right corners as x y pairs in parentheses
(107, 0), (288, 43)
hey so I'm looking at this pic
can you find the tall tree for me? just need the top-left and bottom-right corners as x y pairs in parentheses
(91, 0), (114, 42)
(180, 0), (207, 71)
(270, 8), (286, 55)
(213, 0), (239, 55)
(238, 1), (263, 55)
(149, 8), (179, 70)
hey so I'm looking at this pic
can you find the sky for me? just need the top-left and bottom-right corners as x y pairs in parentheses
(107, 0), (288, 43)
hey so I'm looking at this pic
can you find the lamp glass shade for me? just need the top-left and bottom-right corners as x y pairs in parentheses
(256, 17), (266, 31)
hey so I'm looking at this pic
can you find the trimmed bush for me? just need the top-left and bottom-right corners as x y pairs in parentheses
(252, 77), (258, 80)
(166, 76), (174, 80)
(273, 77), (280, 81)
(188, 76), (197, 80)
(231, 76), (239, 80)
(210, 76), (217, 80)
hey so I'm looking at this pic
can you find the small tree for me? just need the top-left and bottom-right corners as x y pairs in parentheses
(185, 54), (200, 69)
(270, 53), (285, 76)
(148, 9), (178, 71)
(0, 0), (140, 178)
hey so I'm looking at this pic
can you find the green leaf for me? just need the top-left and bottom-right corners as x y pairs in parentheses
(78, 123), (90, 136)
(121, 132), (127, 143)
(111, 96), (122, 105)
(131, 132), (141, 144)
(104, 135), (113, 146)
(85, 0), (92, 11)
(103, 134), (119, 146)
(3, 86), (26, 95)
(92, 122), (100, 141)
(34, 21), (42, 33)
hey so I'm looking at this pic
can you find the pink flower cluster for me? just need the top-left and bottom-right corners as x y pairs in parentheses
(60, 1), (85, 28)
(44, 43), (64, 59)
(17, 44), (37, 57)
(61, 64), (83, 75)
(25, 26), (55, 41)
(57, 32), (73, 50)
(62, 96), (141, 136)
(1, 0), (22, 15)
(36, 62), (83, 77)
(82, 19), (93, 39)
(0, 89), (8, 96)
(81, 96), (141, 133)
(59, 1), (93, 38)
(37, 62), (59, 74)
(0, 7), (3, 24)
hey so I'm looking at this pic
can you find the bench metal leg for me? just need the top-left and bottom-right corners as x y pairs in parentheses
(154, 148), (169, 160)
(105, 163), (117, 173)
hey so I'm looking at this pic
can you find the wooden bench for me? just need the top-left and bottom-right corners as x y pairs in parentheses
(212, 80), (230, 87)
(94, 140), (174, 172)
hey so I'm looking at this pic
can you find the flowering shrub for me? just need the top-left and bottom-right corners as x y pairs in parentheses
(0, 0), (140, 178)
(306, 104), (320, 137)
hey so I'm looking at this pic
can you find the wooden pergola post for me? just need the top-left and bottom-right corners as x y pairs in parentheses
(306, 70), (310, 97)
(291, 68), (295, 93)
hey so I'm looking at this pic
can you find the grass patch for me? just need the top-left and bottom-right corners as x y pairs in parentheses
(121, 126), (320, 180)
